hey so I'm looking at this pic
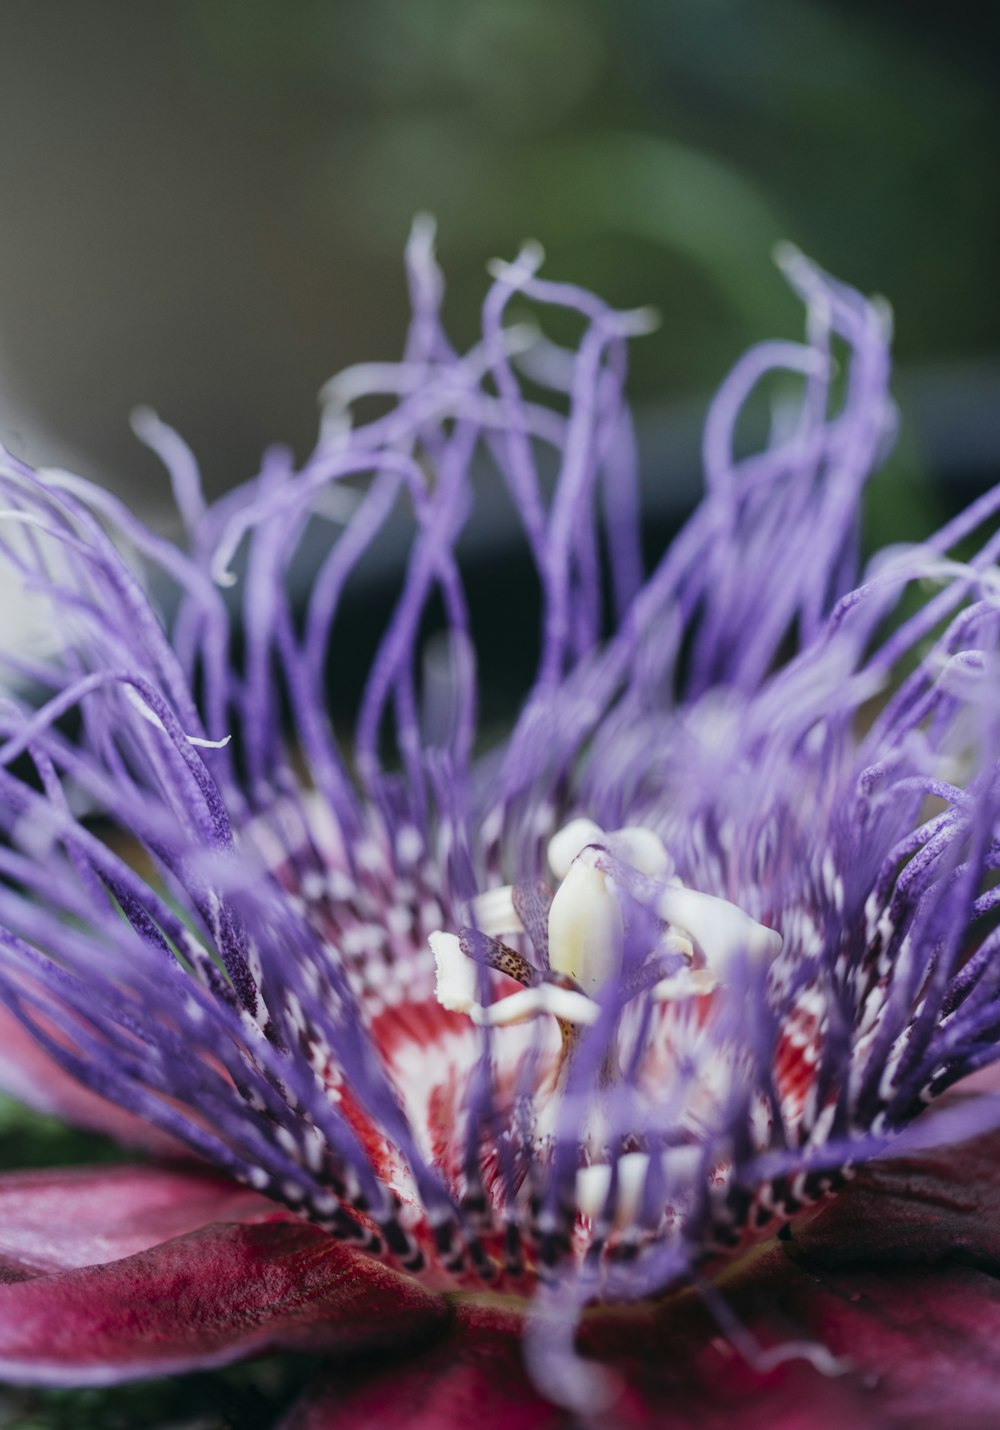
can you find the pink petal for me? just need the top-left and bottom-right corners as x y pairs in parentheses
(0, 1005), (185, 1154)
(0, 1163), (279, 1276)
(0, 1216), (447, 1386)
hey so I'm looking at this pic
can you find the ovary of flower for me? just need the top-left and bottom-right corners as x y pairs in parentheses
(546, 854), (624, 996)
(467, 821), (674, 942)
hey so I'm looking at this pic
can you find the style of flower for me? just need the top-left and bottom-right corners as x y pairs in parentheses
(1, 223), (1000, 1426)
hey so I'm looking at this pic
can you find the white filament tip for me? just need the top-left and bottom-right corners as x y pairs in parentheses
(576, 1152), (651, 1229)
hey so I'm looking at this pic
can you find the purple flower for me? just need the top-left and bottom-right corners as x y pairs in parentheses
(1, 223), (1000, 1425)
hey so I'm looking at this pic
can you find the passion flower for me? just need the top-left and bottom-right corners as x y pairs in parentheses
(0, 223), (999, 1424)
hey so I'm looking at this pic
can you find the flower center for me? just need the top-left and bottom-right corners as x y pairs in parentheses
(429, 817), (782, 1029)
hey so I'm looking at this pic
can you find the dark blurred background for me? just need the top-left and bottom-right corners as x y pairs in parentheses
(0, 0), (996, 543)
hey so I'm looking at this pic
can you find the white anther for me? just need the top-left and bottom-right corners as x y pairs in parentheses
(576, 1152), (651, 1229)
(429, 931), (478, 1014)
(547, 818), (605, 881)
(607, 826), (671, 879)
(470, 983), (599, 1028)
(662, 931), (696, 962)
(652, 968), (719, 1002)
(658, 885), (782, 977)
(430, 930), (599, 1029)
(547, 851), (624, 995)
(468, 885), (524, 938)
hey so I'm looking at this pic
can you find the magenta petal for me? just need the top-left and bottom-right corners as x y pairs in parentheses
(610, 1120), (1000, 1425)
(792, 1115), (1000, 1267)
(0, 1163), (280, 1276)
(0, 1005), (186, 1154)
(284, 1304), (566, 1430)
(0, 1217), (447, 1385)
(289, 1122), (1000, 1429)
(286, 1299), (861, 1430)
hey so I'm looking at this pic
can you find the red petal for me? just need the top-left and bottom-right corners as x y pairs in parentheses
(0, 1163), (279, 1276)
(290, 1113), (1000, 1427)
(792, 1113), (1000, 1267)
(0, 1005), (185, 1154)
(0, 1217), (447, 1385)
(287, 1298), (862, 1430)
(284, 1303), (566, 1430)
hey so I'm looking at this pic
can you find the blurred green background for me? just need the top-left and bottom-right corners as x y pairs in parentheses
(0, 0), (996, 530)
(0, 2), (997, 1424)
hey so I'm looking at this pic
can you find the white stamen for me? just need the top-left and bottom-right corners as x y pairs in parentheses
(661, 1144), (704, 1191)
(576, 1162), (611, 1219)
(547, 850), (624, 995)
(547, 818), (605, 881)
(658, 885), (782, 977)
(430, 929), (599, 1027)
(468, 885), (524, 937)
(607, 826), (671, 879)
(470, 983), (599, 1028)
(662, 931), (696, 961)
(430, 931), (478, 1014)
(652, 968), (719, 1002)
(434, 816), (779, 1033)
(613, 1151), (651, 1226)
